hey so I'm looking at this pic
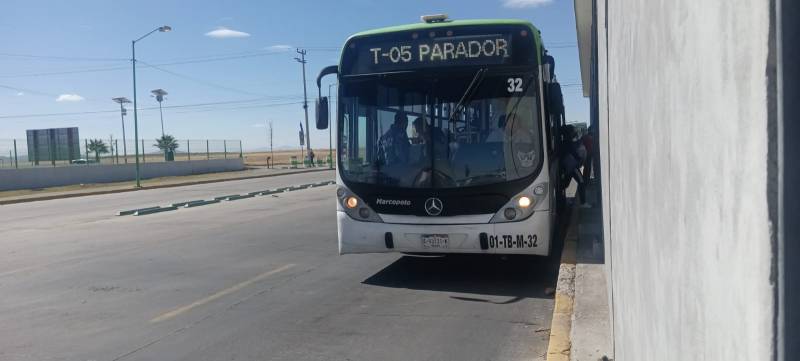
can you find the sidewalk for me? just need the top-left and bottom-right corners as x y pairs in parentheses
(0, 166), (333, 204)
(570, 183), (613, 361)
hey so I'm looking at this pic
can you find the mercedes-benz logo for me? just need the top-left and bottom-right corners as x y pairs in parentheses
(424, 197), (443, 216)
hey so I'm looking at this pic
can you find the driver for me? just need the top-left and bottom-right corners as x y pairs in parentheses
(412, 116), (446, 146)
(377, 111), (410, 166)
(412, 116), (449, 162)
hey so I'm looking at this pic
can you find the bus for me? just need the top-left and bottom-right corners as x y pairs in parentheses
(314, 15), (568, 256)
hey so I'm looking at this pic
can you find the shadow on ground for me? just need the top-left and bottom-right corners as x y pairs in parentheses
(362, 253), (561, 304)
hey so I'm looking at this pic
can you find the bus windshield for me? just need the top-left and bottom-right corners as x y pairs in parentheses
(339, 70), (542, 189)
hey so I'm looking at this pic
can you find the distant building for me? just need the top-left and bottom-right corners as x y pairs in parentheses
(26, 127), (80, 164)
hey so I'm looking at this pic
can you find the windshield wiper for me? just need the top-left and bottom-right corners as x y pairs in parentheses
(448, 68), (488, 124)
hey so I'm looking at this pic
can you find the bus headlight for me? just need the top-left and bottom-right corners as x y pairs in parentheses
(504, 208), (517, 220)
(491, 195), (534, 223)
(490, 183), (549, 223)
(337, 187), (383, 223)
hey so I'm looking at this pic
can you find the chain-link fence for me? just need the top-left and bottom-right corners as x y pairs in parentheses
(0, 138), (243, 169)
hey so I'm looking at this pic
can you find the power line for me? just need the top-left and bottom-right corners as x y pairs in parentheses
(137, 60), (266, 97)
(170, 101), (303, 114)
(0, 50), (291, 79)
(143, 50), (289, 67)
(0, 84), (59, 97)
(0, 45), (345, 78)
(0, 97), (304, 120)
(0, 52), (128, 62)
(0, 65), (129, 78)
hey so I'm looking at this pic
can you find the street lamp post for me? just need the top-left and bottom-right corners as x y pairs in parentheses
(131, 25), (171, 188)
(112, 97), (131, 163)
(328, 83), (337, 169)
(151, 89), (168, 137)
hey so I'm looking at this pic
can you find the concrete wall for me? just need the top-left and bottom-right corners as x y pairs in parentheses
(595, 0), (775, 359)
(0, 158), (244, 191)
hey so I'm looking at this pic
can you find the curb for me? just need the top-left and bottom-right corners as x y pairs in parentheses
(0, 168), (333, 206)
(546, 205), (579, 361)
(115, 180), (337, 217)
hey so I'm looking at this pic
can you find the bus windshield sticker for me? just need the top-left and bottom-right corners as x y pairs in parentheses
(517, 150), (536, 168)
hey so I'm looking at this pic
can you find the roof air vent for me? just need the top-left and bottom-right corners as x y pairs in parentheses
(421, 14), (449, 23)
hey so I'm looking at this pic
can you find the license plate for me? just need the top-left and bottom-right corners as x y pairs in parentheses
(421, 234), (449, 249)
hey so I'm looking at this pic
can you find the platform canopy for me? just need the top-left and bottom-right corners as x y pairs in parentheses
(573, 0), (592, 98)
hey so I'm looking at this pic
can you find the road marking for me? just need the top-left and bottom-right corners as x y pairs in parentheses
(149, 263), (296, 323)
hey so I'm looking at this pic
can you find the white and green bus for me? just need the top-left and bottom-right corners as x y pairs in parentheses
(315, 15), (568, 256)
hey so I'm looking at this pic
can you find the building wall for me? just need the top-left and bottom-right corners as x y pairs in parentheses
(596, 0), (774, 359)
(0, 158), (244, 191)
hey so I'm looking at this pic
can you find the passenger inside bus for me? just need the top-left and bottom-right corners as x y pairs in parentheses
(484, 115), (507, 143)
(411, 116), (448, 161)
(376, 112), (410, 167)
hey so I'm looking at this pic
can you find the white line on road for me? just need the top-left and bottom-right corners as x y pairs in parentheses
(149, 263), (296, 323)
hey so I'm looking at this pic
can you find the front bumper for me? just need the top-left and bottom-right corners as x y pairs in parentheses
(337, 210), (552, 256)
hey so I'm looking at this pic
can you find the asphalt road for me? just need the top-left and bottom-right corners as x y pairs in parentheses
(0, 170), (560, 361)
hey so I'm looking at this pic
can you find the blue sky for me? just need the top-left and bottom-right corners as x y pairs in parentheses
(0, 0), (587, 150)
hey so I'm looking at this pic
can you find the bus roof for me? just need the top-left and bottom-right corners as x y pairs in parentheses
(349, 18), (541, 39)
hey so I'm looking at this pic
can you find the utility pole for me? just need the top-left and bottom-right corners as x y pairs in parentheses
(268, 120), (274, 168)
(295, 48), (311, 161)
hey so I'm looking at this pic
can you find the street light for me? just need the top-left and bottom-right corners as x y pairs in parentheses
(131, 25), (171, 188)
(112, 97), (131, 163)
(150, 89), (168, 137)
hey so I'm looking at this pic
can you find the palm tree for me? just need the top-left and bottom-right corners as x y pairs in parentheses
(154, 135), (180, 161)
(87, 139), (109, 163)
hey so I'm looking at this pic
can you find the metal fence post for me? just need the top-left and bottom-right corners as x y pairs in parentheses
(224, 140), (227, 159)
(142, 139), (145, 163)
(206, 139), (210, 159)
(187, 140), (191, 161)
(239, 140), (243, 159)
(84, 139), (89, 166)
(13, 139), (18, 169)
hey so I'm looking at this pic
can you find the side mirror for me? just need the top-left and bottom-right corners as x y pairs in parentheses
(316, 96), (329, 129)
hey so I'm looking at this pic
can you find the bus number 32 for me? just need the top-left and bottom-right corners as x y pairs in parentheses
(507, 77), (523, 93)
(488, 234), (538, 248)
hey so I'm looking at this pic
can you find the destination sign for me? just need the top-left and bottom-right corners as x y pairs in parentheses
(351, 34), (513, 74)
